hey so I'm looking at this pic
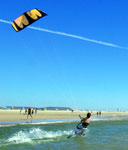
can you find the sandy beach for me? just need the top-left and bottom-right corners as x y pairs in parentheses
(0, 109), (128, 122)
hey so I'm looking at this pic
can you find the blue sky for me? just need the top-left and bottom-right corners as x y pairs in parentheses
(0, 0), (128, 110)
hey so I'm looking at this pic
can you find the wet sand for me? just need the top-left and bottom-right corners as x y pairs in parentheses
(0, 109), (128, 122)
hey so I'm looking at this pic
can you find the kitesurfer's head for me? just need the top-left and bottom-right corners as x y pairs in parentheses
(87, 112), (91, 118)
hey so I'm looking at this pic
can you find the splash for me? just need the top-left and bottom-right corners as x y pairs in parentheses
(6, 128), (73, 145)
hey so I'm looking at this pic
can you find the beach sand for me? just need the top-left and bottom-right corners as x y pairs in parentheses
(0, 109), (128, 122)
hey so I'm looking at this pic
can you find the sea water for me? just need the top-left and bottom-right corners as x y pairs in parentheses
(0, 115), (128, 150)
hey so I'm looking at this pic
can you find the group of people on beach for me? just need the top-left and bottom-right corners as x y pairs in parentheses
(20, 108), (37, 116)
(97, 111), (102, 116)
(25, 108), (37, 115)
(20, 107), (38, 123)
(26, 108), (38, 122)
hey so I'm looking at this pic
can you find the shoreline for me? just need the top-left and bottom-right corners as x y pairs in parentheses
(0, 109), (128, 123)
(0, 114), (128, 126)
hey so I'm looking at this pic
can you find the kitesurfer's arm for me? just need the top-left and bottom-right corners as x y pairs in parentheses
(79, 115), (83, 120)
(76, 115), (83, 128)
(76, 122), (82, 128)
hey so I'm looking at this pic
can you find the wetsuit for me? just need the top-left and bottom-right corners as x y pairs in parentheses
(82, 122), (89, 128)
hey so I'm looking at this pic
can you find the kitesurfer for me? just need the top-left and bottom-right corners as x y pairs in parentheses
(67, 113), (91, 138)
(75, 112), (91, 135)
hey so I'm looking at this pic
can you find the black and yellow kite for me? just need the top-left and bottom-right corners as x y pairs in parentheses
(12, 8), (47, 32)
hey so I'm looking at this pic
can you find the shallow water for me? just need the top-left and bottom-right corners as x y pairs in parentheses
(0, 115), (128, 150)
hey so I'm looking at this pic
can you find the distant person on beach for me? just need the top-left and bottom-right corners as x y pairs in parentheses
(32, 108), (34, 115)
(99, 111), (101, 115)
(25, 108), (27, 115)
(27, 108), (33, 122)
(20, 107), (22, 115)
(75, 112), (91, 135)
(97, 111), (99, 116)
(35, 109), (37, 115)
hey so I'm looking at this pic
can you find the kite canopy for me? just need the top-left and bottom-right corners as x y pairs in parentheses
(12, 8), (47, 32)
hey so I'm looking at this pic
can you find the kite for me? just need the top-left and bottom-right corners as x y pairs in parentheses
(12, 8), (47, 32)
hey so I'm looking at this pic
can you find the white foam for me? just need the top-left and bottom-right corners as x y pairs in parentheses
(7, 128), (73, 144)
